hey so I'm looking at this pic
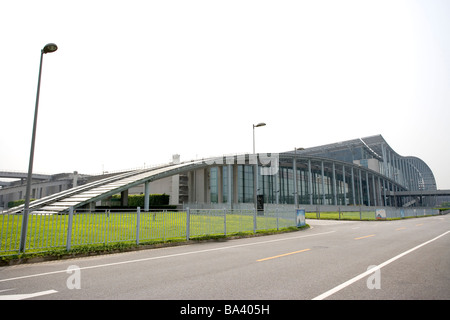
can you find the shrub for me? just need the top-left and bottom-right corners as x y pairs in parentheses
(8, 199), (36, 208)
(111, 194), (170, 208)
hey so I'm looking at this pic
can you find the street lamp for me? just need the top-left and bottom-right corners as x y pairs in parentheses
(252, 122), (266, 213)
(19, 43), (58, 252)
(252, 122), (266, 154)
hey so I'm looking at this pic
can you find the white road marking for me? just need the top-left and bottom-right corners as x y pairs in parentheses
(0, 289), (57, 300)
(312, 230), (450, 300)
(306, 219), (356, 226)
(0, 230), (335, 283)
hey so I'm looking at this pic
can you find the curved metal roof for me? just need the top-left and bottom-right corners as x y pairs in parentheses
(287, 134), (437, 191)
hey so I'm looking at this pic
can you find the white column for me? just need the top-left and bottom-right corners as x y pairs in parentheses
(144, 181), (150, 211)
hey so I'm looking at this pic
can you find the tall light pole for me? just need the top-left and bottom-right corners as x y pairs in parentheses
(252, 122), (266, 212)
(19, 43), (58, 252)
(252, 122), (266, 154)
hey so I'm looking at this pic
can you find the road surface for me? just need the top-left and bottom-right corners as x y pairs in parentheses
(1, 215), (449, 302)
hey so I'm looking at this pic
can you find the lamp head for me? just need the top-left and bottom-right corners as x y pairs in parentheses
(42, 43), (58, 54)
(254, 122), (266, 128)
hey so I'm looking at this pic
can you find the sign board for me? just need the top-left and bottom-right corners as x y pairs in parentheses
(375, 209), (386, 220)
(257, 195), (264, 215)
(296, 209), (306, 227)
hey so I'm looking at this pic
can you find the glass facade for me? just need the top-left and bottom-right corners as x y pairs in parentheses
(208, 159), (400, 207)
(205, 135), (437, 208)
(210, 167), (218, 203)
(222, 166), (232, 203)
(238, 165), (254, 203)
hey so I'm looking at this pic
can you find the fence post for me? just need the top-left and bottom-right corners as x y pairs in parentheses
(163, 209), (166, 242)
(66, 207), (74, 251)
(106, 210), (110, 245)
(276, 207), (279, 231)
(136, 207), (140, 245)
(223, 208), (227, 236)
(253, 208), (257, 233)
(186, 207), (190, 241)
(19, 209), (30, 253)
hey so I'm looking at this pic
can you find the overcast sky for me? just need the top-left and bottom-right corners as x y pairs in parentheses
(1, 0), (449, 188)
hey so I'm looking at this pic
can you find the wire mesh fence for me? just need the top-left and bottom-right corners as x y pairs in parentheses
(0, 207), (297, 256)
(1, 205), (440, 257)
(302, 205), (440, 220)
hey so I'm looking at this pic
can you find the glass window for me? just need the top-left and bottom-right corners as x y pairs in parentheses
(244, 165), (254, 203)
(222, 166), (233, 203)
(238, 165), (254, 203)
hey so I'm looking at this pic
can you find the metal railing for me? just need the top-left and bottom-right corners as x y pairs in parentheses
(300, 204), (440, 220)
(0, 207), (297, 256)
(3, 205), (441, 257)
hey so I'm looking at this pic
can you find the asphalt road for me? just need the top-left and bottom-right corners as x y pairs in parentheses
(1, 215), (449, 302)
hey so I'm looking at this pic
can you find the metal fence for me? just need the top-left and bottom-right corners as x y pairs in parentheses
(2, 205), (441, 257)
(0, 207), (297, 256)
(301, 204), (440, 220)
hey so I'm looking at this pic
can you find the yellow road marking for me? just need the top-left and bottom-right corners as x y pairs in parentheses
(354, 234), (375, 240)
(257, 249), (311, 262)
(396, 227), (407, 231)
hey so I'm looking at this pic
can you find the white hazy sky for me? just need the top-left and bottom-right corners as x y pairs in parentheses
(1, 0), (449, 188)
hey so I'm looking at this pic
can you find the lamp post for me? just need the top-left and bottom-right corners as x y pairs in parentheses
(252, 122), (266, 213)
(19, 43), (58, 252)
(252, 122), (266, 154)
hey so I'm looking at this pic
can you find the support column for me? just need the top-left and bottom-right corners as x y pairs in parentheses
(308, 159), (313, 205)
(366, 171), (370, 206)
(144, 181), (150, 211)
(293, 157), (298, 207)
(72, 171), (78, 188)
(121, 189), (128, 207)
(342, 165), (347, 205)
(381, 143), (388, 177)
(321, 161), (325, 204)
(275, 165), (279, 205)
(332, 162), (337, 205)
(228, 164), (232, 208)
(378, 177), (382, 206)
(351, 167), (356, 205)
(188, 171), (195, 203)
(359, 169), (363, 205)
(372, 175), (377, 207)
(387, 150), (392, 179)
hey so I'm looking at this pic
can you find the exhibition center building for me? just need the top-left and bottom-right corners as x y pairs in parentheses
(187, 135), (437, 208)
(1, 134), (441, 214)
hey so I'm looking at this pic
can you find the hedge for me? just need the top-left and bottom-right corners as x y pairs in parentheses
(111, 194), (170, 208)
(8, 199), (36, 208)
